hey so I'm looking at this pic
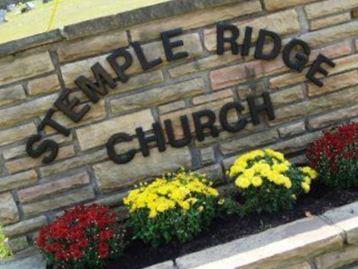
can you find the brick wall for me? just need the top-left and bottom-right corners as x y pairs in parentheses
(0, 0), (357, 253)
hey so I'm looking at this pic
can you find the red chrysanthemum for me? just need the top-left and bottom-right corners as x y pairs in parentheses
(307, 122), (358, 169)
(306, 122), (358, 188)
(36, 204), (125, 268)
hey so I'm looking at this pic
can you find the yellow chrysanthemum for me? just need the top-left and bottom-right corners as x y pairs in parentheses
(303, 176), (311, 185)
(235, 176), (251, 189)
(272, 162), (289, 173)
(186, 198), (198, 205)
(149, 210), (158, 218)
(283, 178), (292, 189)
(228, 149), (313, 192)
(124, 170), (218, 218)
(265, 148), (285, 161)
(243, 168), (255, 178)
(179, 201), (190, 210)
(300, 167), (318, 179)
(301, 182), (310, 193)
(227, 149), (315, 213)
(251, 176), (263, 187)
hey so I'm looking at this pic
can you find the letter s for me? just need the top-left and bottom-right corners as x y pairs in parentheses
(26, 134), (59, 164)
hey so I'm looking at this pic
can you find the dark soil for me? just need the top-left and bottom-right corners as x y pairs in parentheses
(106, 184), (358, 269)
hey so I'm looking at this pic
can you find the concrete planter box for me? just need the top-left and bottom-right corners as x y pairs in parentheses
(1, 201), (357, 269)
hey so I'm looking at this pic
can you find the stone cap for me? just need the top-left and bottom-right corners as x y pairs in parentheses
(175, 201), (358, 269)
(0, 0), (245, 57)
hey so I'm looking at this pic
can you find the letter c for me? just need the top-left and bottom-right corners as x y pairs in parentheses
(106, 133), (136, 164)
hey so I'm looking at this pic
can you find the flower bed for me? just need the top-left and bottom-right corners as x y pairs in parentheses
(106, 185), (358, 269)
(35, 123), (357, 269)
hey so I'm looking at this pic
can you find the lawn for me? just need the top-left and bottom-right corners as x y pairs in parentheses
(0, 0), (170, 45)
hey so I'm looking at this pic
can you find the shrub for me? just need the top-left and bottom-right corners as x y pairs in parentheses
(36, 204), (126, 269)
(0, 226), (11, 260)
(307, 122), (358, 189)
(228, 149), (318, 214)
(124, 169), (219, 247)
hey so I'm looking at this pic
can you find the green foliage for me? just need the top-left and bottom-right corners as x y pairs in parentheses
(317, 155), (358, 189)
(238, 173), (298, 214)
(127, 195), (217, 247)
(217, 195), (244, 217)
(0, 226), (11, 260)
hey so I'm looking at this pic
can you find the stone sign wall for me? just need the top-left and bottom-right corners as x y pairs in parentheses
(0, 0), (357, 253)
